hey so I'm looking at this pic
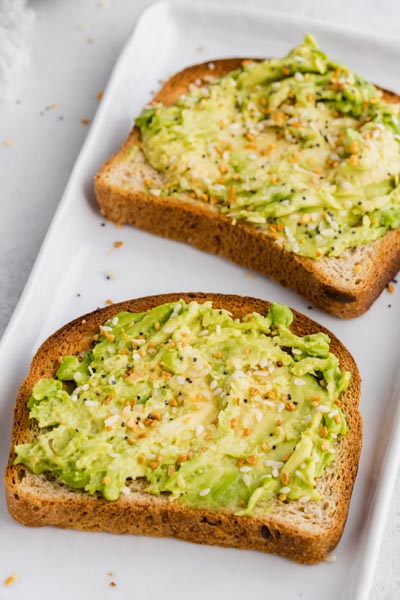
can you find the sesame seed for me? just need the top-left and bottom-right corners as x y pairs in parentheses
(199, 487), (211, 496)
(242, 474), (251, 487)
(240, 465), (253, 473)
(293, 378), (306, 386)
(280, 486), (290, 494)
(195, 424), (204, 436)
(299, 495), (310, 503)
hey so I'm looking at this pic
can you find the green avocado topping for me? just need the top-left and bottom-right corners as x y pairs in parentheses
(15, 300), (349, 514)
(135, 35), (400, 259)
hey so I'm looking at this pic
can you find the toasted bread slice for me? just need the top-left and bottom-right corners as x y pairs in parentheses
(94, 59), (400, 319)
(5, 292), (362, 564)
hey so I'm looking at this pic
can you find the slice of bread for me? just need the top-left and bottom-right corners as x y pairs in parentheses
(94, 59), (400, 319)
(5, 292), (362, 564)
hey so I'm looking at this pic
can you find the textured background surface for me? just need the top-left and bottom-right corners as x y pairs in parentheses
(0, 1), (399, 597)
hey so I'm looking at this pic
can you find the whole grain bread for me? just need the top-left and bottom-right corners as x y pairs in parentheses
(5, 292), (362, 564)
(94, 59), (400, 319)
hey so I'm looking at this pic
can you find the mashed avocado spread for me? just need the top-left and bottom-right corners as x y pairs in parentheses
(15, 301), (349, 514)
(135, 35), (400, 259)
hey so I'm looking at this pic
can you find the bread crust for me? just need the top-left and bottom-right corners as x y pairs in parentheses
(5, 292), (362, 564)
(94, 59), (400, 318)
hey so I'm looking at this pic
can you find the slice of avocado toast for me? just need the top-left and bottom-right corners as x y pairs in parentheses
(5, 293), (362, 564)
(95, 36), (400, 317)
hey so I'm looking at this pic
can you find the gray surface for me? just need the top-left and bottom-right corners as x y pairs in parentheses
(0, 0), (399, 597)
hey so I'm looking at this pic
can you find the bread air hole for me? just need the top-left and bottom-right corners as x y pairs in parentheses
(17, 468), (26, 482)
(261, 525), (271, 539)
(200, 516), (222, 527)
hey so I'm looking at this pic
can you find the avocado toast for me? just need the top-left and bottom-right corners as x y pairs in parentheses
(95, 36), (400, 318)
(5, 293), (362, 564)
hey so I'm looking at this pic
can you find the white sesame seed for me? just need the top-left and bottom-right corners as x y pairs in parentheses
(195, 425), (204, 436)
(254, 370), (269, 377)
(255, 410), (263, 423)
(84, 400), (98, 407)
(268, 364), (275, 373)
(293, 378), (306, 386)
(105, 414), (119, 427)
(132, 353), (141, 361)
(164, 326), (173, 334)
(280, 486), (290, 494)
(71, 394), (78, 401)
(199, 329), (209, 337)
(265, 460), (284, 468)
(260, 358), (268, 368)
(177, 376), (185, 385)
(210, 380), (218, 390)
(74, 372), (83, 381)
(292, 348), (302, 355)
(216, 324), (221, 335)
(341, 180), (352, 190)
(299, 495), (310, 503)
(101, 325), (112, 332)
(177, 474), (186, 489)
(277, 402), (285, 413)
(324, 555), (337, 563)
(328, 409), (339, 418)
(82, 384), (89, 391)
(272, 468), (279, 478)
(318, 405), (330, 413)
(111, 317), (119, 326)
(121, 486), (131, 495)
(240, 466), (253, 473)
(264, 400), (275, 407)
(242, 474), (251, 487)
(199, 487), (210, 497)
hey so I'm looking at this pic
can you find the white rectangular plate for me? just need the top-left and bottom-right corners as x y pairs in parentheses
(1, 3), (400, 599)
